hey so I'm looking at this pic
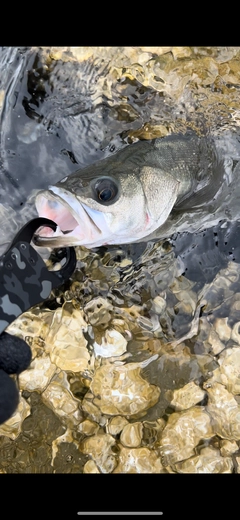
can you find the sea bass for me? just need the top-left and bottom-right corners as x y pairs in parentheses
(34, 132), (240, 249)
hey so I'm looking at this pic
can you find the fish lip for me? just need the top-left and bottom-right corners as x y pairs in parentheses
(35, 188), (103, 246)
(54, 189), (103, 234)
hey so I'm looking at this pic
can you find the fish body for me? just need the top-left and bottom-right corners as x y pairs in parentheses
(1, 48), (240, 255)
(35, 131), (238, 249)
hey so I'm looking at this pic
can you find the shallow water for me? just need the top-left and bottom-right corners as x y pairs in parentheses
(1, 47), (240, 474)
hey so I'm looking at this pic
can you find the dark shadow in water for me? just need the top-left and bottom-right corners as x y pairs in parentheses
(172, 219), (240, 284)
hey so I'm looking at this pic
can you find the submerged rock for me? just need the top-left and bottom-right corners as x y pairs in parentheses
(81, 433), (117, 473)
(45, 304), (90, 373)
(174, 446), (233, 473)
(83, 460), (101, 473)
(0, 395), (30, 440)
(90, 357), (160, 416)
(106, 416), (129, 436)
(170, 381), (206, 411)
(19, 355), (57, 393)
(93, 329), (128, 358)
(114, 446), (165, 473)
(219, 439), (239, 457)
(208, 347), (240, 394)
(205, 381), (240, 441)
(159, 407), (213, 465)
(42, 372), (83, 428)
(120, 422), (143, 448)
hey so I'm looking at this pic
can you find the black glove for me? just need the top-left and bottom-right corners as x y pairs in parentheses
(0, 332), (32, 424)
(0, 218), (76, 425)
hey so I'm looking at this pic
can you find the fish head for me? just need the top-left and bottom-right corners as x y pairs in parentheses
(35, 144), (181, 248)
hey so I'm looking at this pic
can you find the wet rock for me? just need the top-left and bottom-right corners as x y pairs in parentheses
(114, 446), (165, 473)
(170, 381), (206, 411)
(170, 277), (197, 315)
(42, 372), (83, 428)
(78, 419), (100, 436)
(214, 318), (232, 343)
(205, 381), (240, 440)
(194, 316), (227, 357)
(236, 457), (240, 473)
(171, 47), (192, 59)
(106, 416), (129, 436)
(81, 433), (117, 473)
(49, 342), (90, 373)
(232, 322), (240, 345)
(220, 439), (239, 457)
(206, 324), (226, 355)
(0, 395), (30, 440)
(174, 446), (233, 473)
(83, 460), (100, 473)
(44, 303), (90, 373)
(151, 296), (167, 314)
(84, 297), (113, 326)
(81, 398), (105, 425)
(142, 419), (166, 447)
(90, 357), (160, 416)
(7, 309), (52, 358)
(153, 345), (204, 416)
(159, 407), (213, 465)
(194, 353), (218, 375)
(200, 263), (240, 316)
(120, 422), (143, 448)
(93, 329), (127, 358)
(157, 345), (202, 384)
(68, 373), (91, 400)
(51, 427), (77, 467)
(19, 355), (57, 392)
(211, 347), (240, 394)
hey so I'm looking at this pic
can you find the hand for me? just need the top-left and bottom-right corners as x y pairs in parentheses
(0, 332), (32, 424)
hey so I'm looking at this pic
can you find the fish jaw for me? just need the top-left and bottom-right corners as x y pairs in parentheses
(35, 186), (147, 248)
(35, 187), (112, 248)
(35, 186), (151, 248)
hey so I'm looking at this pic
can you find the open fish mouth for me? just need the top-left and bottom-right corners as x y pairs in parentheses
(34, 187), (107, 248)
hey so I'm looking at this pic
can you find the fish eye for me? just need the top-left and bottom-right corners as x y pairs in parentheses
(93, 177), (119, 205)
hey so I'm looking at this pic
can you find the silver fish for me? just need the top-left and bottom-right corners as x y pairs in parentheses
(34, 131), (240, 249)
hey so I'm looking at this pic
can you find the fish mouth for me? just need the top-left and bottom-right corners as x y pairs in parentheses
(34, 187), (106, 248)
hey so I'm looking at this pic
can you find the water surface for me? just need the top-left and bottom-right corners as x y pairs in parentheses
(1, 47), (240, 474)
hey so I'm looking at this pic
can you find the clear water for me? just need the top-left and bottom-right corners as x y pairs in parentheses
(1, 46), (240, 474)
